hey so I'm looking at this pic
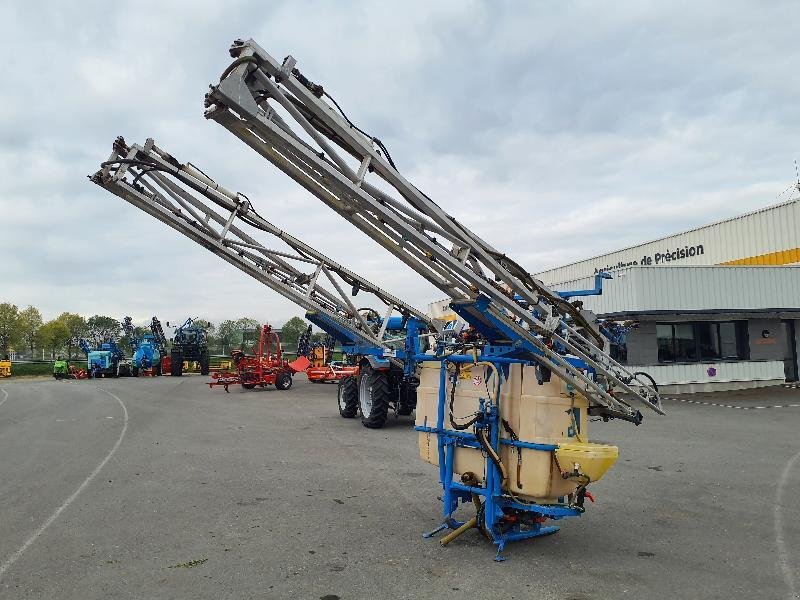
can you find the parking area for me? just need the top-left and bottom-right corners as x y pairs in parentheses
(0, 377), (798, 599)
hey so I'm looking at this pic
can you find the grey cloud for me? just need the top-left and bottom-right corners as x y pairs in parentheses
(1, 1), (799, 324)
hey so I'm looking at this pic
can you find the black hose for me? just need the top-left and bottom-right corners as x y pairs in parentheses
(476, 427), (507, 483)
(448, 363), (479, 431)
(100, 158), (157, 170)
(219, 55), (258, 82)
(322, 91), (397, 169)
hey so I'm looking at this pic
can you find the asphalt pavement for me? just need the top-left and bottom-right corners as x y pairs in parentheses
(0, 376), (798, 599)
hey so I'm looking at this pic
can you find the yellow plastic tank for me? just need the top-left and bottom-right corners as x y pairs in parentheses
(555, 442), (618, 482)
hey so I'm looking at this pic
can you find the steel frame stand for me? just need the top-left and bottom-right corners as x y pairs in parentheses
(415, 355), (582, 561)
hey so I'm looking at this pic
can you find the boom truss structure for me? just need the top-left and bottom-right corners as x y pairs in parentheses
(204, 39), (663, 421)
(90, 137), (430, 353)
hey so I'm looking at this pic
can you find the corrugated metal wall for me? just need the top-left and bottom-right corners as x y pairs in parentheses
(554, 266), (800, 315)
(536, 199), (800, 284)
(627, 360), (785, 386)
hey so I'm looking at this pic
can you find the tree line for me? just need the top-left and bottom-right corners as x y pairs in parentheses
(0, 303), (319, 360)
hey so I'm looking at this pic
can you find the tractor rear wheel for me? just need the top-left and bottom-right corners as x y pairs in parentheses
(358, 365), (390, 429)
(199, 351), (210, 376)
(275, 372), (292, 390)
(132, 366), (139, 377)
(337, 376), (358, 418)
(171, 350), (183, 376)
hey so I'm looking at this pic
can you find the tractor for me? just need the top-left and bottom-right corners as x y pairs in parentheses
(168, 318), (210, 376)
(52, 358), (69, 379)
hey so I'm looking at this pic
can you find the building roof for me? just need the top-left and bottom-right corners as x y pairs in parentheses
(535, 194), (800, 284)
(554, 265), (800, 318)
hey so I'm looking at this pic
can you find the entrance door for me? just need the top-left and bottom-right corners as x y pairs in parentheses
(781, 320), (798, 382)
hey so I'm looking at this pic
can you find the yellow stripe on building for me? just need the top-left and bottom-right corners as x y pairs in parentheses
(720, 247), (800, 266)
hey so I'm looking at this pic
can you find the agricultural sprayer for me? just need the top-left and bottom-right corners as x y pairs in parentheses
(90, 39), (667, 559)
(79, 337), (130, 378)
(123, 316), (164, 376)
(201, 39), (665, 559)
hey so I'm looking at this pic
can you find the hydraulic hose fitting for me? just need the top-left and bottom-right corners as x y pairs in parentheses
(230, 39), (245, 57)
(112, 136), (128, 155)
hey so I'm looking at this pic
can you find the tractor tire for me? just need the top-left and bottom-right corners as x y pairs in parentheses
(132, 366), (139, 377)
(171, 351), (183, 376)
(275, 372), (293, 391)
(155, 363), (162, 376)
(337, 376), (358, 418)
(199, 351), (210, 376)
(358, 365), (390, 429)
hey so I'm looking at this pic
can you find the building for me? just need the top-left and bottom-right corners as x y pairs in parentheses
(537, 195), (800, 285)
(536, 194), (800, 393)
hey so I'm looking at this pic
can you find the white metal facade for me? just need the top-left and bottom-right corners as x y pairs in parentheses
(554, 266), (800, 390)
(555, 266), (800, 316)
(536, 197), (800, 285)
(626, 361), (786, 391)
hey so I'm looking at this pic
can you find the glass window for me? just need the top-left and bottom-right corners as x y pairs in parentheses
(656, 320), (748, 363)
(657, 324), (674, 362)
(698, 323), (721, 360)
(673, 323), (697, 361)
(719, 322), (739, 358)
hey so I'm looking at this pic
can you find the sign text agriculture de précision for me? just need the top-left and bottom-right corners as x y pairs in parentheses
(593, 244), (705, 274)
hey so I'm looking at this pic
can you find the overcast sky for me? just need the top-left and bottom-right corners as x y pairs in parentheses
(1, 1), (799, 327)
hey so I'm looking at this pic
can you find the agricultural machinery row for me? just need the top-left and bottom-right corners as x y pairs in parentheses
(72, 316), (211, 379)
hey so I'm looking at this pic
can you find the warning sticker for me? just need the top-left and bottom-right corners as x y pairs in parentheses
(472, 375), (483, 387)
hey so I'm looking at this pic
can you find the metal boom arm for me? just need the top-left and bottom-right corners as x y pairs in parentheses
(204, 39), (663, 420)
(90, 137), (431, 351)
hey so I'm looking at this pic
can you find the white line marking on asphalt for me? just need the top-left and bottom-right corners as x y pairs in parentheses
(665, 397), (800, 410)
(0, 388), (128, 581)
(775, 447), (800, 600)
(0, 388), (8, 409)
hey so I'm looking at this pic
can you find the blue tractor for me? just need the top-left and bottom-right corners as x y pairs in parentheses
(123, 316), (164, 376)
(80, 338), (130, 378)
(168, 318), (210, 376)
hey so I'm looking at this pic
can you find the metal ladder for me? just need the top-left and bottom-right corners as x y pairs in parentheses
(203, 39), (663, 421)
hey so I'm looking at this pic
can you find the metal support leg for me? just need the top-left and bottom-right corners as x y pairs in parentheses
(494, 541), (507, 562)
(422, 522), (449, 539)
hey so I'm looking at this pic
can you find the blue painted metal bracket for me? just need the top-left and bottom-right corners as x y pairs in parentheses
(555, 271), (611, 299)
(414, 425), (558, 452)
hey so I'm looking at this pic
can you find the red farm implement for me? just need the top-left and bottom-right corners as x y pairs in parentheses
(209, 324), (309, 392)
(306, 362), (358, 384)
